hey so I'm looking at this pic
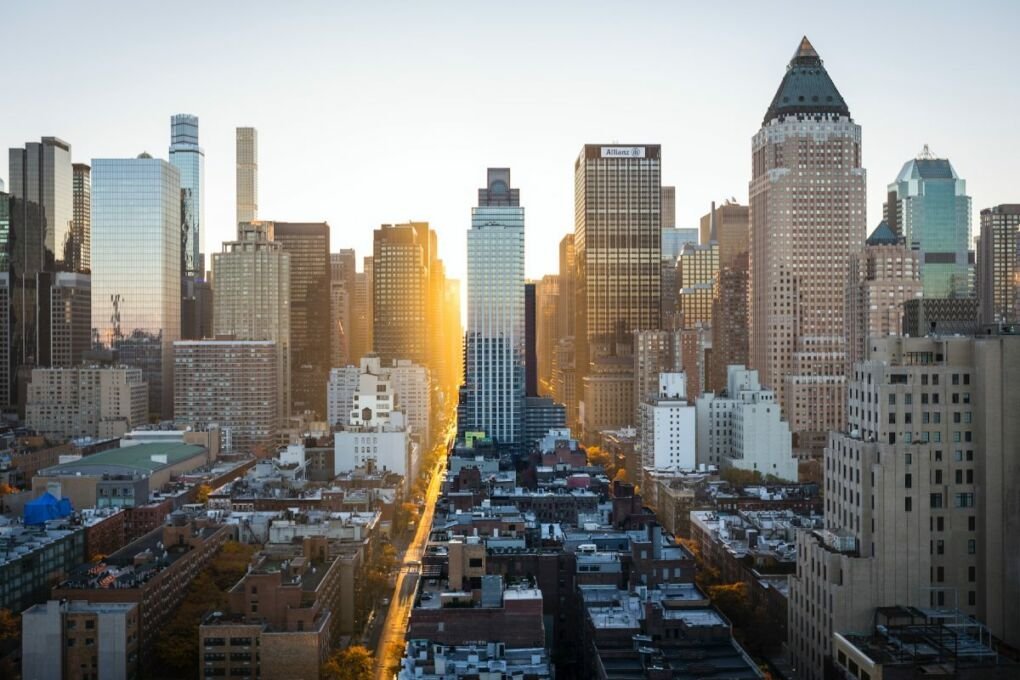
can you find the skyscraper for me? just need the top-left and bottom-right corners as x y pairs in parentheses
(372, 223), (429, 366)
(661, 186), (676, 229)
(885, 146), (972, 298)
(0, 188), (9, 409)
(50, 272), (91, 367)
(845, 222), (922, 370)
(235, 127), (258, 225)
(977, 204), (1020, 325)
(749, 38), (865, 448)
(270, 222), (330, 418)
(574, 144), (661, 390)
(535, 274), (560, 393)
(330, 250), (357, 367)
(8, 137), (73, 408)
(91, 154), (181, 418)
(71, 163), (91, 273)
(460, 168), (526, 447)
(212, 221), (291, 420)
(169, 114), (204, 278)
(704, 201), (750, 394)
(525, 281), (537, 398)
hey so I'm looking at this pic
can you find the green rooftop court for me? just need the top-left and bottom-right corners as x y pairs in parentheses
(41, 443), (207, 476)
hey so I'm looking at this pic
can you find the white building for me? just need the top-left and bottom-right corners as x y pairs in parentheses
(639, 373), (696, 476)
(26, 366), (148, 440)
(344, 355), (430, 446)
(695, 365), (798, 482)
(326, 365), (360, 428)
(389, 359), (431, 448)
(333, 416), (418, 492)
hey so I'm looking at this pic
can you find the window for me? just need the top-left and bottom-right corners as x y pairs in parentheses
(969, 566), (976, 582)
(930, 493), (943, 508)
(969, 591), (976, 606)
(905, 474), (912, 489)
(905, 497), (913, 512)
(936, 540), (944, 555)
(968, 539), (976, 554)
(955, 493), (975, 508)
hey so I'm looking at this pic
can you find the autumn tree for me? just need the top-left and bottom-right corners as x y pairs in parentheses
(194, 483), (213, 504)
(0, 609), (19, 641)
(322, 644), (374, 680)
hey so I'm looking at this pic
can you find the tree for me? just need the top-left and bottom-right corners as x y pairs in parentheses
(0, 609), (19, 642)
(322, 645), (374, 680)
(0, 482), (17, 496)
(194, 483), (213, 504)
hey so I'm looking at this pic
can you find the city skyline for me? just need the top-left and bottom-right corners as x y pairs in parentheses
(2, 2), (1018, 283)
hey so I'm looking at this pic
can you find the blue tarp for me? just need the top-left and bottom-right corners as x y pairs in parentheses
(23, 492), (73, 525)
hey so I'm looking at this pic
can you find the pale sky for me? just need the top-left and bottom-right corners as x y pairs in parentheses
(3, 1), (1018, 283)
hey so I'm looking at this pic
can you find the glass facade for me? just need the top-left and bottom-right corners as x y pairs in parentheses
(461, 168), (526, 446)
(91, 156), (181, 418)
(71, 163), (91, 273)
(169, 114), (205, 278)
(886, 154), (972, 298)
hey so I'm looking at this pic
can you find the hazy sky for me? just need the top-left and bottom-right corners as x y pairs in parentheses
(3, 1), (1018, 282)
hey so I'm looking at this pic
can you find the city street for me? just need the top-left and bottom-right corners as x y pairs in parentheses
(371, 422), (452, 680)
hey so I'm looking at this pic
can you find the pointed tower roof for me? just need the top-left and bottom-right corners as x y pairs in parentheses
(763, 37), (850, 125)
(866, 221), (900, 246)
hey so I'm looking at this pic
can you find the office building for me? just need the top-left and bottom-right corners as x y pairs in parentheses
(50, 272), (91, 367)
(372, 223), (430, 366)
(273, 222), (330, 418)
(389, 358), (432, 449)
(581, 356), (635, 441)
(174, 340), (279, 453)
(846, 222), (922, 369)
(886, 146), (972, 298)
(331, 250), (357, 367)
(639, 372), (695, 473)
(0, 272), (9, 410)
(977, 204), (1020, 325)
(7, 137), (73, 409)
(235, 127), (257, 225)
(460, 168), (526, 448)
(525, 281), (537, 397)
(574, 144), (661, 385)
(676, 241), (718, 329)
(661, 185), (676, 229)
(212, 221), (291, 419)
(71, 162), (91, 273)
(26, 365), (148, 441)
(169, 114), (204, 278)
(523, 396), (567, 446)
(91, 154), (181, 419)
(749, 37), (864, 445)
(702, 201), (750, 394)
(695, 365), (797, 480)
(349, 270), (371, 366)
(22, 600), (139, 680)
(787, 334), (1020, 679)
(535, 275), (560, 393)
(326, 365), (360, 428)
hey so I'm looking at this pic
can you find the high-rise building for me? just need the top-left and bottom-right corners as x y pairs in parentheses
(846, 222), (922, 370)
(71, 163), (91, 273)
(169, 114), (204, 278)
(389, 358), (432, 449)
(373, 223), (429, 366)
(212, 221), (291, 419)
(91, 154), (181, 418)
(554, 234), (578, 428)
(633, 330), (680, 426)
(977, 204), (1020, 325)
(676, 241), (718, 330)
(696, 365), (797, 481)
(443, 277), (463, 393)
(639, 372), (695, 475)
(885, 146), (972, 298)
(575, 144), (662, 381)
(535, 274), (560, 394)
(350, 270), (371, 366)
(660, 228), (698, 261)
(49, 272), (91, 367)
(274, 222), (331, 418)
(8, 137), (73, 408)
(235, 127), (258, 225)
(582, 355), (635, 442)
(330, 250), (357, 367)
(174, 340), (279, 453)
(525, 281), (538, 398)
(704, 201), (750, 394)
(788, 334), (1020, 679)
(661, 186), (676, 229)
(26, 365), (148, 440)
(749, 38), (865, 447)
(460, 169), (526, 447)
(22, 601), (140, 680)
(0, 272), (9, 410)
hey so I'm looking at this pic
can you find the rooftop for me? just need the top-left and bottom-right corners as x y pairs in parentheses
(40, 443), (206, 476)
(764, 36), (850, 125)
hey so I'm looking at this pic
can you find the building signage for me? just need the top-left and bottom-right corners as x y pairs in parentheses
(601, 146), (645, 158)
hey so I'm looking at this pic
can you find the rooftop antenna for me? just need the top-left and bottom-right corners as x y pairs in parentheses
(917, 144), (936, 160)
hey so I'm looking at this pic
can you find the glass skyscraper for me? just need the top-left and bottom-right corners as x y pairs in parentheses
(169, 114), (205, 278)
(459, 168), (526, 447)
(885, 146), (972, 298)
(91, 154), (181, 418)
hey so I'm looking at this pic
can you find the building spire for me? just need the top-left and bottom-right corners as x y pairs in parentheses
(794, 36), (819, 61)
(917, 144), (937, 160)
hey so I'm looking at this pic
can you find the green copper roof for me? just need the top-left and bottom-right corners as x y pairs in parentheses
(46, 443), (206, 474)
(764, 37), (850, 125)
